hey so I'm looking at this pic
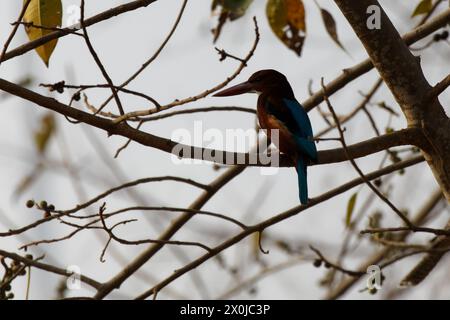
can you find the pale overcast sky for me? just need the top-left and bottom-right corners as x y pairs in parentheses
(0, 0), (448, 299)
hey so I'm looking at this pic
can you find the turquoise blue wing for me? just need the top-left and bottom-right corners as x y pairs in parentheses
(292, 136), (317, 162)
(265, 97), (317, 161)
(282, 99), (314, 138)
(282, 99), (317, 161)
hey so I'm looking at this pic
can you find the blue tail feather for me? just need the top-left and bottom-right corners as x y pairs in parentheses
(296, 157), (308, 204)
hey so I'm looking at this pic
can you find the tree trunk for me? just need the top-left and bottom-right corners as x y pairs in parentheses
(333, 0), (450, 289)
(333, 0), (450, 202)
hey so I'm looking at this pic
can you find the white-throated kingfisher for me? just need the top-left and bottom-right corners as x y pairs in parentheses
(214, 69), (317, 204)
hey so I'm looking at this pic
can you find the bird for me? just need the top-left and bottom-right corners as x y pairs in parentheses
(213, 69), (317, 204)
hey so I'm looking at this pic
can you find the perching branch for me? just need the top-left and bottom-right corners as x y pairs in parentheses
(0, 77), (427, 168)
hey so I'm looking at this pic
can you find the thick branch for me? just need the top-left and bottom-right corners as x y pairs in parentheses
(94, 163), (247, 299)
(134, 156), (424, 299)
(400, 219), (450, 286)
(326, 190), (444, 299)
(303, 8), (450, 111)
(0, 78), (426, 168)
(333, 1), (450, 199)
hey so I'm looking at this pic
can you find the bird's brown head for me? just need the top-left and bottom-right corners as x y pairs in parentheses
(213, 69), (294, 98)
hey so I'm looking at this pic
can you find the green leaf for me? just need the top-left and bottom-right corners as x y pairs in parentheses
(34, 113), (55, 153)
(412, 0), (433, 17)
(266, 0), (306, 56)
(345, 192), (358, 228)
(222, 0), (254, 19)
(13, 164), (43, 198)
(211, 0), (254, 42)
(23, 0), (63, 67)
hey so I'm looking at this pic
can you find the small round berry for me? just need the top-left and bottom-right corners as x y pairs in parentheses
(26, 200), (35, 208)
(374, 179), (382, 187)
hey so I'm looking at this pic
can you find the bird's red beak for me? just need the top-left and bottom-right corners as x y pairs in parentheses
(213, 81), (254, 97)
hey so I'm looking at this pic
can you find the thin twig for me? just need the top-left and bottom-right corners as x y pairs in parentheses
(429, 74), (450, 99)
(111, 17), (260, 123)
(217, 256), (308, 299)
(61, 175), (212, 214)
(326, 190), (444, 299)
(0, 249), (102, 290)
(97, 206), (249, 230)
(94, 0), (188, 115)
(80, 0), (125, 115)
(97, 203), (212, 252)
(315, 78), (383, 137)
(0, 0), (32, 66)
(133, 156), (424, 299)
(13, 21), (83, 36)
(2, 0), (160, 63)
(321, 78), (414, 228)
(361, 226), (450, 236)
(310, 246), (364, 277)
(25, 266), (31, 300)
(40, 82), (160, 107)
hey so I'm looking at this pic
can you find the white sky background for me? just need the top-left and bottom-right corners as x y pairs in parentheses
(0, 0), (449, 300)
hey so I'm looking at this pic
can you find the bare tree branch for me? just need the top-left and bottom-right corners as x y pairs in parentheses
(134, 156), (424, 299)
(0, 77), (428, 168)
(0, 249), (102, 290)
(0, 0), (32, 66)
(1, 0), (160, 63)
(326, 190), (444, 299)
